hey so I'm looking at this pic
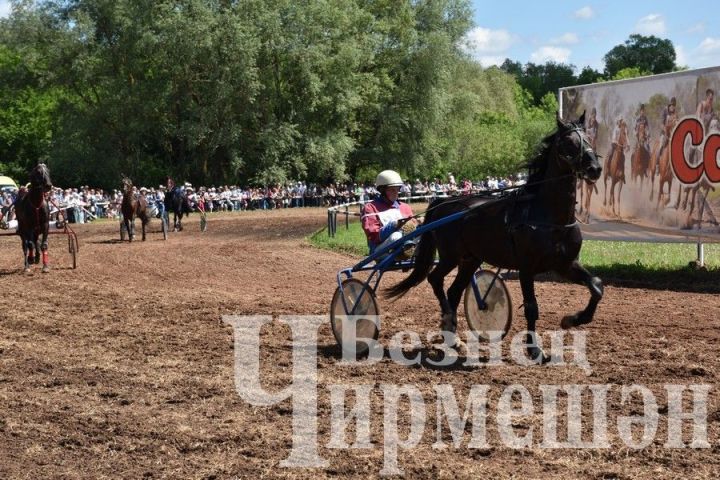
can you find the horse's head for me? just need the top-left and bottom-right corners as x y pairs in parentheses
(121, 176), (133, 193)
(29, 163), (53, 192)
(556, 112), (602, 183)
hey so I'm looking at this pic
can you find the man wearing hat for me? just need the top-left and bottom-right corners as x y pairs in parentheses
(361, 169), (419, 256)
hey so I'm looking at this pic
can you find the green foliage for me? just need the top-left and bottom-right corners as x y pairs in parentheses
(0, 0), (554, 188)
(609, 67), (652, 81)
(576, 66), (602, 85)
(501, 60), (577, 104)
(603, 34), (676, 78)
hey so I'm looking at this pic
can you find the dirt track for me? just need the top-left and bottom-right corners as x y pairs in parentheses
(0, 209), (718, 479)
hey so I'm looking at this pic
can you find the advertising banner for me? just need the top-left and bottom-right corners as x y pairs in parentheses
(559, 67), (720, 242)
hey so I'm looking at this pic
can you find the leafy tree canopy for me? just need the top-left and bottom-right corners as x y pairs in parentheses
(603, 34), (676, 78)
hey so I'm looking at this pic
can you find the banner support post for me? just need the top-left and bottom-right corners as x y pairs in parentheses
(696, 242), (705, 267)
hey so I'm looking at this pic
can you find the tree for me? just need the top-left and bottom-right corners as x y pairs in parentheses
(501, 60), (577, 104)
(576, 66), (602, 85)
(603, 34), (676, 78)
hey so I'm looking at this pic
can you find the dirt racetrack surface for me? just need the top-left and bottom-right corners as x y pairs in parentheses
(0, 209), (718, 479)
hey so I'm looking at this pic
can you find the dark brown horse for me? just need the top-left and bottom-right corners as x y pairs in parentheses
(121, 177), (149, 242)
(15, 163), (52, 272)
(385, 114), (603, 363)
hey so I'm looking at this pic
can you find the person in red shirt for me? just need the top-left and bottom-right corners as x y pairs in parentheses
(361, 170), (418, 255)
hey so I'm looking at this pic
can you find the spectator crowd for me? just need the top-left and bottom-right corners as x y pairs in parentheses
(0, 173), (526, 225)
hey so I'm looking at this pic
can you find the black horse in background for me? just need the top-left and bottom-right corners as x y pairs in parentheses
(15, 163), (53, 272)
(164, 183), (191, 231)
(385, 113), (603, 363)
(120, 176), (150, 242)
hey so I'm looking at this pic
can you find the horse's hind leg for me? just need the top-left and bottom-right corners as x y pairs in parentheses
(427, 260), (456, 333)
(445, 258), (482, 337)
(519, 269), (549, 364)
(559, 260), (603, 329)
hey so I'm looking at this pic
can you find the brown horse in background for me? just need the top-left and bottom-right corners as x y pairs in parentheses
(121, 177), (149, 242)
(655, 115), (678, 209)
(630, 122), (651, 190)
(603, 122), (628, 216)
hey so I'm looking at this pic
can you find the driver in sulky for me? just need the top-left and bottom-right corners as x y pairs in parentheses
(361, 169), (420, 258)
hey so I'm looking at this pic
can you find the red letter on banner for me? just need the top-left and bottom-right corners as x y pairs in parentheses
(704, 134), (720, 183)
(671, 118), (704, 184)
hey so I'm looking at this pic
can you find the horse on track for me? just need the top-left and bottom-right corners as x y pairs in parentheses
(385, 113), (603, 364)
(15, 163), (53, 272)
(120, 176), (149, 242)
(164, 182), (191, 231)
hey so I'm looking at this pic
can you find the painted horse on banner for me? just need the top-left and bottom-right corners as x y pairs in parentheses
(603, 119), (628, 216)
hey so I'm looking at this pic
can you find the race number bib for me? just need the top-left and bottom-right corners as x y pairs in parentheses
(377, 208), (403, 227)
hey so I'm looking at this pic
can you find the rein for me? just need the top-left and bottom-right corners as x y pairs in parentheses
(409, 173), (576, 222)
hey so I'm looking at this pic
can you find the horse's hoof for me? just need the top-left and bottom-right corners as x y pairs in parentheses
(527, 346), (551, 364)
(439, 313), (456, 332)
(561, 314), (578, 329)
(41, 265), (50, 273)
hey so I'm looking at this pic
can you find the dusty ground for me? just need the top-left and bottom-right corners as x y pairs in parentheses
(0, 209), (718, 479)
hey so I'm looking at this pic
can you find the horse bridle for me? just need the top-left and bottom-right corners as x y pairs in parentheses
(560, 126), (595, 179)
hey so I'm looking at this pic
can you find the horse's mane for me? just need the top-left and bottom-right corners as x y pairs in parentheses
(522, 121), (582, 193)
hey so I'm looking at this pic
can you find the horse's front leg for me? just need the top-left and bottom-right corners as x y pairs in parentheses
(559, 260), (603, 329)
(519, 269), (549, 364)
(21, 236), (31, 272)
(141, 219), (147, 241)
(40, 230), (49, 273)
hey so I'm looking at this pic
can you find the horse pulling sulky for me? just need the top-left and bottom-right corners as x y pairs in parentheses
(2, 163), (79, 271)
(330, 113), (603, 364)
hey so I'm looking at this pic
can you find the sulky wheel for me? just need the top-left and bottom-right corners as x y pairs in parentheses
(330, 278), (380, 357)
(464, 269), (512, 342)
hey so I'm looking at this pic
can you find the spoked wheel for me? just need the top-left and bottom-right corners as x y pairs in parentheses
(464, 269), (512, 342)
(67, 234), (77, 269)
(330, 278), (380, 357)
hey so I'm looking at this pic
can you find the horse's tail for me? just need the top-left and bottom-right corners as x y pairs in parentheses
(384, 199), (442, 300)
